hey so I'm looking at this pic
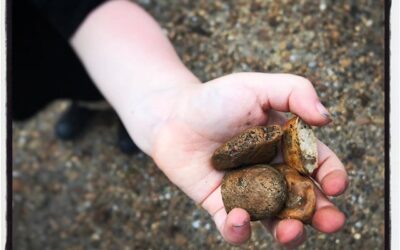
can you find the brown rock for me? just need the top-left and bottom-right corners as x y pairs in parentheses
(212, 125), (282, 170)
(174, 233), (188, 246)
(221, 165), (287, 221)
(282, 116), (318, 175)
(340, 58), (352, 68)
(274, 164), (316, 223)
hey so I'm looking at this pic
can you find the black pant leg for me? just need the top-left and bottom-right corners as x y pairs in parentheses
(11, 0), (104, 121)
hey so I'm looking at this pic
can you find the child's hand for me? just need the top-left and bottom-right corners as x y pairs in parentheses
(71, 2), (347, 247)
(141, 72), (348, 247)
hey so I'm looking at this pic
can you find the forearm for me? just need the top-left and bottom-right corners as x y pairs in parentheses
(70, 0), (200, 153)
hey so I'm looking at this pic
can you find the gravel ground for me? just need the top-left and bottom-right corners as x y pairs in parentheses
(13, 0), (385, 249)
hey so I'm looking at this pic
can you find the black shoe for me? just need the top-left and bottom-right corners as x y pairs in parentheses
(55, 102), (95, 140)
(117, 121), (139, 154)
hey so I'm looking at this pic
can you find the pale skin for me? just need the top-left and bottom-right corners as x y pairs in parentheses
(71, 0), (349, 247)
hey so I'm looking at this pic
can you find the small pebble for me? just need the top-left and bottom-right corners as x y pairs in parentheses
(289, 54), (298, 62)
(91, 233), (100, 241)
(308, 61), (317, 68)
(192, 220), (201, 229)
(319, 1), (327, 11)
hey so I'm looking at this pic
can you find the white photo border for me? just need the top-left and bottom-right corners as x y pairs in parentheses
(390, 0), (399, 249)
(0, 0), (397, 249)
(1, 0), (8, 248)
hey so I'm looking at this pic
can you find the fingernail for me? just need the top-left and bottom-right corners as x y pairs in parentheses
(233, 220), (249, 230)
(293, 231), (304, 242)
(285, 232), (305, 250)
(316, 102), (332, 121)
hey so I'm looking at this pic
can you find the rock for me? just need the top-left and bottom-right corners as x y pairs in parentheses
(212, 125), (282, 170)
(221, 165), (287, 221)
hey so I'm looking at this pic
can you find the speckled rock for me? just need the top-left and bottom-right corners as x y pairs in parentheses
(211, 125), (282, 170)
(221, 165), (287, 221)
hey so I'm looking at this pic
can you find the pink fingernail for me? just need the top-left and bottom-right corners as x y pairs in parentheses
(293, 231), (304, 242)
(233, 220), (249, 228)
(316, 102), (332, 121)
(286, 232), (305, 249)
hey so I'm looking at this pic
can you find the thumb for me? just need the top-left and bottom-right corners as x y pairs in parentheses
(201, 186), (252, 245)
(221, 73), (331, 126)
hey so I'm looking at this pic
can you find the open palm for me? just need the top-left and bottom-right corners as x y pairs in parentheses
(151, 73), (348, 247)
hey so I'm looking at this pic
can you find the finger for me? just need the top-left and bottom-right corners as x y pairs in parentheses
(265, 110), (288, 126)
(225, 72), (332, 126)
(313, 140), (349, 196)
(267, 111), (348, 197)
(262, 218), (306, 248)
(202, 186), (251, 245)
(222, 208), (252, 245)
(312, 186), (346, 233)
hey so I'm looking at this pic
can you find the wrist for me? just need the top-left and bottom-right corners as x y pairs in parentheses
(117, 73), (201, 156)
(69, 0), (202, 155)
(113, 66), (200, 114)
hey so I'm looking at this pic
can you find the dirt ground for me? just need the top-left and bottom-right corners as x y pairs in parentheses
(13, 0), (385, 249)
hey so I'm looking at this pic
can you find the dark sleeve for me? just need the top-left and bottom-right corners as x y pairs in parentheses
(28, 0), (107, 39)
